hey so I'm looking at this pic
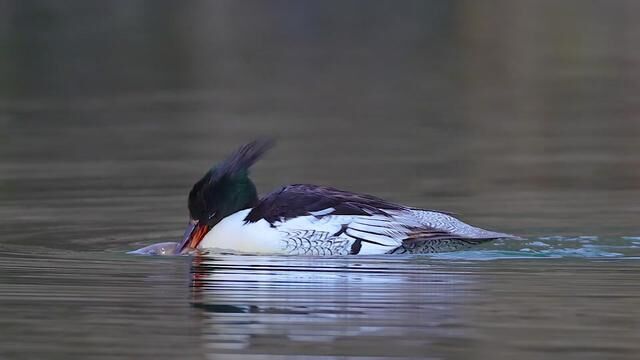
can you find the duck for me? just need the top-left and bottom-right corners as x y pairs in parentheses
(175, 139), (516, 256)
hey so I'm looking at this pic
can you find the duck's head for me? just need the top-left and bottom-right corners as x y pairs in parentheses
(175, 139), (273, 254)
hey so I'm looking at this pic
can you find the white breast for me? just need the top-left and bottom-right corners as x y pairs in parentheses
(198, 209), (283, 254)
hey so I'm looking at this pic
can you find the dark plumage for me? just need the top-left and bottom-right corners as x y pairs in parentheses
(245, 184), (404, 224)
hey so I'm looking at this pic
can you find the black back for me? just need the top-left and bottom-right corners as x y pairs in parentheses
(245, 184), (406, 224)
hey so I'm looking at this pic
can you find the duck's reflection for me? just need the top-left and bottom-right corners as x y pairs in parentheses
(188, 254), (479, 357)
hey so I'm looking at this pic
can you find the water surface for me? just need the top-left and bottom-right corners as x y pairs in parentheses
(1, 1), (639, 359)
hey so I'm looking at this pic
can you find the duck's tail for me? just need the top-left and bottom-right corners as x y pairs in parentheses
(408, 209), (521, 242)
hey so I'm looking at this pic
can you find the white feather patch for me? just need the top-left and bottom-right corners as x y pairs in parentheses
(345, 228), (400, 247)
(308, 207), (335, 216)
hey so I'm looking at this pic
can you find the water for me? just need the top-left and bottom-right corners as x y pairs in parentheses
(1, 1), (640, 359)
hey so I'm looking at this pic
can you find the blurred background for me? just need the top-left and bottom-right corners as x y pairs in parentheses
(1, 0), (639, 249)
(1, 2), (640, 359)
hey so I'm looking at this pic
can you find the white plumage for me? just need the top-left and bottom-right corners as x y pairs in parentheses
(198, 208), (512, 255)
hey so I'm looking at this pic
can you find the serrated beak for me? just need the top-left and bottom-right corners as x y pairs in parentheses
(175, 220), (210, 254)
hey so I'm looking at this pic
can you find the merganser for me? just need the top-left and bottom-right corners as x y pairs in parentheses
(175, 140), (515, 255)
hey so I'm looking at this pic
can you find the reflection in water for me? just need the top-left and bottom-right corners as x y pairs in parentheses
(187, 255), (640, 359)
(189, 255), (475, 357)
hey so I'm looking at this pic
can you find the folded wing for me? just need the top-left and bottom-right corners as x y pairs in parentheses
(244, 185), (513, 255)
